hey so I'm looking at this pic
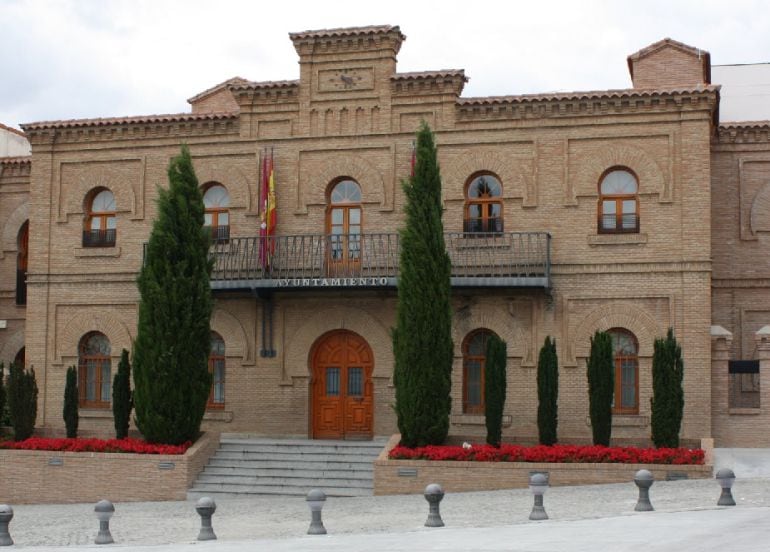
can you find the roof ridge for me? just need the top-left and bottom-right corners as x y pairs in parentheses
(457, 85), (720, 105)
(22, 111), (237, 131)
(0, 122), (26, 137)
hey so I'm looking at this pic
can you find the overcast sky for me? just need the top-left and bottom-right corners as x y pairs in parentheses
(2, 0), (769, 129)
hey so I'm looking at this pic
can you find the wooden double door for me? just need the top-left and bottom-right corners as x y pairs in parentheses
(311, 330), (373, 439)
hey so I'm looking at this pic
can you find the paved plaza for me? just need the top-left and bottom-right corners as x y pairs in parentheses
(6, 475), (770, 551)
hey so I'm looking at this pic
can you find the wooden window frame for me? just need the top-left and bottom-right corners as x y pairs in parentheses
(598, 168), (639, 234)
(464, 173), (504, 234)
(78, 332), (111, 409)
(609, 328), (639, 415)
(207, 333), (225, 409)
(83, 188), (116, 247)
(462, 329), (495, 414)
(203, 184), (231, 243)
(326, 179), (363, 266)
(16, 221), (28, 306)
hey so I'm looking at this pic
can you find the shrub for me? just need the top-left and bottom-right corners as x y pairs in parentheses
(587, 331), (613, 446)
(651, 328), (685, 448)
(484, 334), (507, 447)
(112, 349), (133, 439)
(537, 337), (559, 445)
(7, 363), (38, 441)
(63, 366), (78, 438)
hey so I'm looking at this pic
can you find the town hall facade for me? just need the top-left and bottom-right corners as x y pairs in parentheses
(1, 26), (769, 447)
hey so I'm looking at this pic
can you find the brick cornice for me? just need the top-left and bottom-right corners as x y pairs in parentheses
(716, 122), (770, 144)
(456, 86), (718, 122)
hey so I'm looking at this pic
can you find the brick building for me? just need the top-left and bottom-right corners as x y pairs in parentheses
(0, 26), (768, 446)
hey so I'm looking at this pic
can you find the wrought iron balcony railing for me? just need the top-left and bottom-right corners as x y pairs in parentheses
(209, 232), (550, 290)
(82, 229), (116, 248)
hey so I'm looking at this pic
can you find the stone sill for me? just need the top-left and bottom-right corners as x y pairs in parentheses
(73, 246), (122, 258)
(203, 410), (233, 422)
(587, 233), (648, 246)
(728, 408), (761, 416)
(451, 414), (512, 427)
(585, 415), (649, 427)
(79, 409), (113, 419)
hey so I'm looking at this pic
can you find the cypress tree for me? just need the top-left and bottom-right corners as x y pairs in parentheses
(7, 363), (37, 441)
(393, 122), (453, 447)
(133, 145), (213, 445)
(112, 349), (133, 439)
(484, 334), (507, 447)
(0, 363), (5, 428)
(587, 331), (614, 446)
(537, 336), (559, 445)
(63, 366), (78, 438)
(651, 328), (685, 448)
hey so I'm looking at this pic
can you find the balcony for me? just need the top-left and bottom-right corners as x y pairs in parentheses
(82, 229), (116, 248)
(209, 232), (550, 291)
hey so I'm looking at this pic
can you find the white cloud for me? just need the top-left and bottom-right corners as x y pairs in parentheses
(0, 0), (769, 128)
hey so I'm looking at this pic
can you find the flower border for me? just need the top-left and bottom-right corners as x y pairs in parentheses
(389, 443), (704, 465)
(0, 437), (191, 455)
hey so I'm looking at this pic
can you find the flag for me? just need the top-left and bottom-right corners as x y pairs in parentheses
(259, 149), (269, 269)
(266, 150), (277, 255)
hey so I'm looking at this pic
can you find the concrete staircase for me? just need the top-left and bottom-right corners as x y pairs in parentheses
(187, 435), (387, 499)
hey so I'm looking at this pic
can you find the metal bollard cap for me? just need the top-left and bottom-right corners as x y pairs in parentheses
(306, 489), (327, 503)
(196, 497), (217, 512)
(715, 468), (736, 481)
(634, 469), (653, 482)
(0, 505), (12, 516)
(424, 483), (444, 496)
(94, 499), (115, 514)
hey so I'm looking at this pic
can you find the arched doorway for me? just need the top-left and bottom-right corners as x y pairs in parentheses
(311, 330), (373, 439)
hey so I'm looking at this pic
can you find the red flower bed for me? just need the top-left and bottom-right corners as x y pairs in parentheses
(0, 437), (191, 455)
(389, 443), (704, 465)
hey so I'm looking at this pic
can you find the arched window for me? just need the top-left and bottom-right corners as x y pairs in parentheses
(208, 332), (225, 409)
(598, 169), (639, 233)
(78, 332), (111, 408)
(326, 179), (362, 275)
(462, 329), (498, 414)
(203, 184), (230, 242)
(464, 174), (503, 233)
(609, 328), (639, 414)
(16, 221), (28, 306)
(14, 347), (25, 369)
(83, 188), (116, 247)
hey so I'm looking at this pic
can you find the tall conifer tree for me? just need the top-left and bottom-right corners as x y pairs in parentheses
(587, 331), (614, 446)
(112, 349), (133, 439)
(651, 328), (684, 448)
(537, 337), (559, 445)
(63, 366), (78, 438)
(393, 122), (453, 447)
(484, 334), (507, 447)
(133, 145), (213, 444)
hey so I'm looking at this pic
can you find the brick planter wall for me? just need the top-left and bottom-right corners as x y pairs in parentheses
(0, 432), (220, 504)
(373, 435), (713, 495)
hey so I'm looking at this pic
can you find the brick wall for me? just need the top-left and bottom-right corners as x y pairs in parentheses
(0, 432), (219, 504)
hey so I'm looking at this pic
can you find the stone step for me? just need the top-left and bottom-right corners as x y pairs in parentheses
(188, 437), (384, 499)
(195, 474), (372, 488)
(206, 458), (373, 471)
(202, 466), (373, 479)
(187, 484), (370, 499)
(213, 451), (377, 463)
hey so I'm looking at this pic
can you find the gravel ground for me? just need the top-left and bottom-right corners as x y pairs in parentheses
(7, 476), (770, 547)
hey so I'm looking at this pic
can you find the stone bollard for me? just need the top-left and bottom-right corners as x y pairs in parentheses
(633, 470), (654, 512)
(306, 489), (327, 535)
(195, 497), (217, 540)
(424, 483), (445, 527)
(0, 505), (13, 546)
(715, 468), (737, 506)
(528, 473), (549, 521)
(94, 499), (115, 544)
